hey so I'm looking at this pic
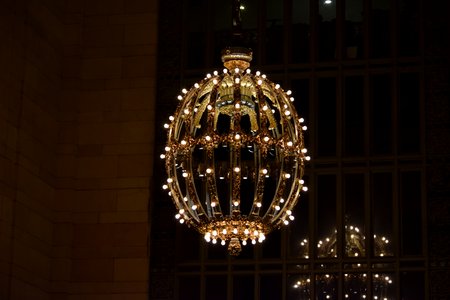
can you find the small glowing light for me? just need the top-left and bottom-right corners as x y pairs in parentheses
(191, 205), (197, 210)
(163, 123), (169, 129)
(212, 230), (218, 236)
(165, 146), (171, 151)
(257, 79), (262, 85)
(284, 173), (291, 179)
(177, 95), (183, 100)
(182, 172), (188, 178)
(235, 103), (240, 109)
(234, 201), (239, 206)
(325, 0), (332, 4)
(262, 105), (268, 111)
(289, 215), (295, 221)
(213, 71), (218, 76)
(287, 141), (293, 147)
(302, 125), (308, 130)
(290, 97), (295, 102)
(184, 108), (189, 115)
(280, 198), (285, 203)
(221, 240), (226, 246)
(206, 73), (211, 78)
(305, 156), (311, 161)
(175, 214), (180, 219)
(182, 88), (188, 94)
(302, 186), (308, 191)
(285, 110), (291, 116)
(169, 115), (174, 121)
(256, 71), (261, 76)
(212, 238), (217, 244)
(222, 229), (227, 234)
(211, 202), (216, 207)
(299, 117), (304, 123)
(286, 90), (292, 95)
(234, 133), (241, 140)
(206, 168), (212, 174)
(213, 79), (218, 85)
(167, 178), (173, 183)
(234, 167), (240, 173)
(180, 140), (187, 145)
(246, 69), (251, 74)
(183, 197), (188, 202)
(263, 136), (270, 142)
(160, 154), (165, 159)
(207, 104), (213, 110)
(301, 148), (308, 153)
(262, 168), (268, 174)
(194, 83), (200, 88)
(233, 228), (238, 234)
(205, 135), (211, 141)
(275, 84), (280, 89)
(223, 68), (228, 73)
(256, 202), (262, 208)
(244, 229), (249, 235)
(275, 205), (281, 211)
(252, 239), (256, 245)
(162, 184), (168, 190)
(299, 179), (304, 184)
(179, 219), (185, 224)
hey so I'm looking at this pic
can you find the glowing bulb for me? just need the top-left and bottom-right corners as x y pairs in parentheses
(182, 172), (188, 178)
(163, 123), (169, 129)
(165, 146), (170, 151)
(234, 167), (240, 173)
(235, 133), (241, 140)
(160, 154), (165, 159)
(191, 205), (197, 210)
(182, 88), (188, 94)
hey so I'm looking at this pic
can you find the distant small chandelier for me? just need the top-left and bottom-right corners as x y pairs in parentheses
(161, 46), (309, 255)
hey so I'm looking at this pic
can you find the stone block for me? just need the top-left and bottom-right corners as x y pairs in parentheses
(99, 211), (148, 223)
(56, 155), (76, 178)
(73, 189), (117, 212)
(120, 88), (153, 110)
(53, 223), (73, 246)
(113, 223), (148, 246)
(125, 0), (158, 13)
(124, 23), (156, 45)
(79, 90), (121, 112)
(71, 259), (114, 282)
(84, 25), (124, 47)
(102, 143), (151, 155)
(118, 155), (151, 177)
(117, 189), (148, 211)
(76, 156), (118, 178)
(119, 121), (152, 144)
(122, 56), (155, 78)
(51, 258), (71, 281)
(81, 58), (122, 80)
(114, 258), (148, 281)
(84, 0), (124, 15)
(73, 224), (114, 247)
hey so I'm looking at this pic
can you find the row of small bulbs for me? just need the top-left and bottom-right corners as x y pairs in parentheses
(203, 228), (267, 245)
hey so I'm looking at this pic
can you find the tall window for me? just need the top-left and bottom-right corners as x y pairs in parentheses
(152, 0), (427, 299)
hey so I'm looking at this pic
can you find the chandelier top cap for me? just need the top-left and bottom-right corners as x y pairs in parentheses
(221, 47), (252, 71)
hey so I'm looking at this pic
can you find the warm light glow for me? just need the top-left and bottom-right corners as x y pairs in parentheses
(163, 47), (308, 255)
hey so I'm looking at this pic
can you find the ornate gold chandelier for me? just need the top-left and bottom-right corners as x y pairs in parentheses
(161, 1), (308, 255)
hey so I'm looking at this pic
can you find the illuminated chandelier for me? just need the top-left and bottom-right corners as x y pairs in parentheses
(293, 225), (394, 299)
(161, 1), (309, 256)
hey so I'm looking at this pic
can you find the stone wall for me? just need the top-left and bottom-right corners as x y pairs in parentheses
(0, 0), (158, 299)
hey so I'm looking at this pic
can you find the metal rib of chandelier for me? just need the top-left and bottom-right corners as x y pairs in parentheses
(162, 47), (309, 255)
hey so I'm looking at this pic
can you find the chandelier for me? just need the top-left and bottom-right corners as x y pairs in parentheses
(293, 225), (394, 299)
(161, 3), (308, 256)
